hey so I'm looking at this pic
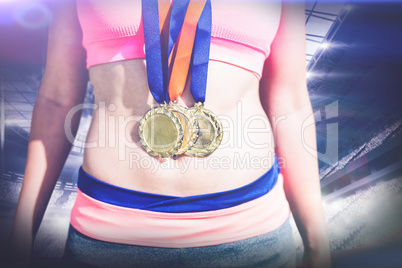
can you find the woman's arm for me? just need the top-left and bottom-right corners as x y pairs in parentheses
(8, 0), (88, 261)
(259, 1), (331, 267)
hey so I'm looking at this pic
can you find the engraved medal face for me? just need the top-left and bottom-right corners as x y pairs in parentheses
(194, 114), (215, 146)
(139, 105), (183, 158)
(186, 103), (223, 157)
(169, 101), (199, 155)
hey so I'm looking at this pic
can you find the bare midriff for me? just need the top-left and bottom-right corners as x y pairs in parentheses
(81, 59), (276, 196)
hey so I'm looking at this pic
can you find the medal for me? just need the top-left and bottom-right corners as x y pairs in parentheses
(140, 0), (202, 158)
(185, 0), (223, 157)
(169, 101), (199, 155)
(166, 1), (210, 155)
(140, 0), (183, 158)
(186, 102), (223, 157)
(138, 103), (183, 158)
(140, 0), (221, 158)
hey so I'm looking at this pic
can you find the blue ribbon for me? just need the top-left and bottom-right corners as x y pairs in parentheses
(142, 0), (165, 103)
(190, 0), (211, 103)
(168, 0), (190, 57)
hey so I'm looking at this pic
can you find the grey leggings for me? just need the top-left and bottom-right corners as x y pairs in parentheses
(63, 219), (296, 268)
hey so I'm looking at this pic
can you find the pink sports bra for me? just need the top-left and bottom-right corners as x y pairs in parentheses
(76, 0), (282, 78)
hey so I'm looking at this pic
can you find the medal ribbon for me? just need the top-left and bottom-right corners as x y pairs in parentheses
(168, 0), (207, 101)
(142, 0), (211, 104)
(142, 0), (167, 103)
(189, 0), (211, 103)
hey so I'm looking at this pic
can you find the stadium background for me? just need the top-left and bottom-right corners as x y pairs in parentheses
(1, 0), (401, 267)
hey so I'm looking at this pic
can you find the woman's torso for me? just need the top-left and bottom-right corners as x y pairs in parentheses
(78, 0), (281, 196)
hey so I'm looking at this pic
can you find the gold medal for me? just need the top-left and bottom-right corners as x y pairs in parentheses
(138, 104), (184, 158)
(168, 101), (199, 155)
(140, 0), (211, 158)
(186, 102), (223, 157)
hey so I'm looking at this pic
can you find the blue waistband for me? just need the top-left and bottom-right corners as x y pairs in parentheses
(78, 156), (280, 213)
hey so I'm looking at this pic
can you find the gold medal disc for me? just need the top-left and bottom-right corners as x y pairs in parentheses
(169, 101), (199, 156)
(185, 103), (223, 157)
(138, 104), (183, 158)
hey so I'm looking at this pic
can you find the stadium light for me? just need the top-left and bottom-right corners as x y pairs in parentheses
(321, 42), (330, 50)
